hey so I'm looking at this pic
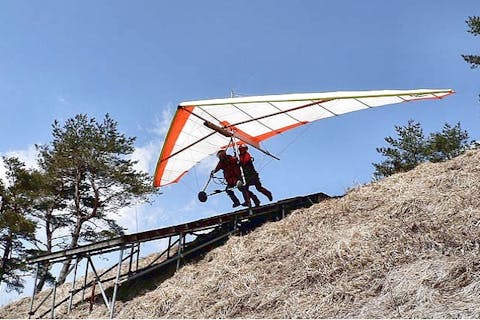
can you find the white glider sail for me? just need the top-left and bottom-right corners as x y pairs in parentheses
(153, 88), (454, 187)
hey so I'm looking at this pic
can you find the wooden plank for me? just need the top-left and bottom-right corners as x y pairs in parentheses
(28, 192), (330, 264)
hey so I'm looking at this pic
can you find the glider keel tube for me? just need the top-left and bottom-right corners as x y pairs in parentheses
(204, 121), (259, 148)
(204, 121), (280, 160)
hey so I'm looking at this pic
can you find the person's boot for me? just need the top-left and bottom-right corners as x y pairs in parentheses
(240, 188), (251, 207)
(229, 191), (241, 208)
(250, 193), (261, 207)
(261, 189), (273, 202)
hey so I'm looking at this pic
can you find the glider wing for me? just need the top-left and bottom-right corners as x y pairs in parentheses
(153, 88), (454, 187)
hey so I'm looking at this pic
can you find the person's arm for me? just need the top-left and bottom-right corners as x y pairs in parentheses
(213, 161), (221, 173)
(228, 156), (237, 165)
(240, 152), (252, 164)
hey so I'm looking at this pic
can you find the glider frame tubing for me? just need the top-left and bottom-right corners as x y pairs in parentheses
(198, 136), (246, 204)
(156, 89), (454, 187)
(181, 89), (454, 108)
(221, 98), (334, 128)
(183, 98), (336, 161)
(203, 120), (279, 160)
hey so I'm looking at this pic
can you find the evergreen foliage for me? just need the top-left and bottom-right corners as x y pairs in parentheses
(373, 120), (427, 179)
(1, 113), (158, 292)
(0, 157), (37, 292)
(28, 168), (69, 292)
(427, 123), (470, 162)
(462, 16), (480, 68)
(373, 120), (472, 179)
(36, 114), (157, 284)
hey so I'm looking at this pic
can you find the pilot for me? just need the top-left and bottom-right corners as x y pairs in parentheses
(212, 149), (256, 208)
(237, 144), (273, 205)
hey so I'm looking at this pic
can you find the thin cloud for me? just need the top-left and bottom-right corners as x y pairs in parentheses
(128, 103), (175, 176)
(131, 141), (160, 174)
(116, 199), (170, 234)
(56, 95), (68, 105)
(151, 105), (174, 137)
(0, 145), (39, 184)
(197, 154), (218, 176)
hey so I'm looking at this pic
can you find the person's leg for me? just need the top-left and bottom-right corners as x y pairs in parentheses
(239, 185), (251, 206)
(226, 187), (240, 207)
(249, 190), (261, 206)
(252, 177), (273, 201)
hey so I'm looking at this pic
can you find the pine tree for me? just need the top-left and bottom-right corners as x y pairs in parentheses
(426, 122), (470, 162)
(28, 169), (69, 292)
(0, 157), (37, 292)
(373, 120), (427, 180)
(373, 121), (472, 180)
(462, 16), (480, 68)
(36, 114), (157, 284)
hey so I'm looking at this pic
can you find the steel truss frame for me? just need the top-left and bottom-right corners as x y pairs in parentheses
(26, 192), (331, 318)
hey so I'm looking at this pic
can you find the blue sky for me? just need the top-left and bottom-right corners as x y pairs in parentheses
(1, 0), (479, 306)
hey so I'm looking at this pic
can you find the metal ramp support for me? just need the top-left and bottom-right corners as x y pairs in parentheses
(26, 192), (331, 318)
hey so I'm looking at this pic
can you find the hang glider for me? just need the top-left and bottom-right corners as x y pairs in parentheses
(153, 88), (454, 187)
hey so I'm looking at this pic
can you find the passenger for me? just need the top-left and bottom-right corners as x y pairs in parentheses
(212, 149), (257, 208)
(238, 144), (273, 206)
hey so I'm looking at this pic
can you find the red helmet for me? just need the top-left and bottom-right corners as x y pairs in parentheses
(216, 149), (227, 159)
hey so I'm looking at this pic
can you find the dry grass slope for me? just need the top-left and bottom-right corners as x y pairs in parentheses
(1, 149), (479, 318)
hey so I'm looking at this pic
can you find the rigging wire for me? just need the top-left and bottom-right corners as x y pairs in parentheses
(192, 158), (200, 190)
(256, 122), (314, 173)
(169, 109), (311, 195)
(135, 202), (139, 233)
(179, 178), (199, 193)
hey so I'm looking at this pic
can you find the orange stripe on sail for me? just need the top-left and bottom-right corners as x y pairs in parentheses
(220, 121), (261, 148)
(158, 170), (189, 187)
(255, 121), (308, 142)
(153, 106), (194, 187)
(220, 120), (309, 146)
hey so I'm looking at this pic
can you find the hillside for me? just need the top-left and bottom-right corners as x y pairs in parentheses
(1, 149), (479, 318)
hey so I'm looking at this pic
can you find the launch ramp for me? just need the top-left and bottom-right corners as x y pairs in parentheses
(27, 192), (330, 318)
